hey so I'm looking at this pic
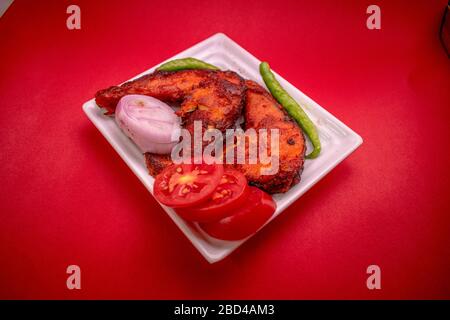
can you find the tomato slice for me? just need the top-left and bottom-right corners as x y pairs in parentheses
(153, 162), (224, 208)
(176, 169), (249, 222)
(199, 187), (276, 241)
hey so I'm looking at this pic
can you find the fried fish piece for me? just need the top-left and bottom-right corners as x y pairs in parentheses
(95, 70), (245, 133)
(95, 70), (208, 114)
(179, 71), (245, 134)
(234, 80), (305, 194)
(144, 153), (173, 177)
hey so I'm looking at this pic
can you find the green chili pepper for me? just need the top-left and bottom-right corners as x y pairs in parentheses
(259, 62), (321, 159)
(156, 57), (220, 72)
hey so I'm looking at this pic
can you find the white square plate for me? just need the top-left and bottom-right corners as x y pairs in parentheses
(83, 33), (362, 263)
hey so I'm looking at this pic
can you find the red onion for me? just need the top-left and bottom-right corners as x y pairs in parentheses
(115, 95), (180, 154)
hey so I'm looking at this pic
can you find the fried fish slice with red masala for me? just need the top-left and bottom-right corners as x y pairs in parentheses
(95, 70), (245, 133)
(234, 80), (305, 194)
(145, 153), (173, 177)
(95, 70), (209, 115)
(179, 71), (245, 134)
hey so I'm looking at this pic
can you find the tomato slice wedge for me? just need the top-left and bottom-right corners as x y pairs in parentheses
(153, 162), (224, 208)
(199, 187), (276, 241)
(176, 168), (249, 222)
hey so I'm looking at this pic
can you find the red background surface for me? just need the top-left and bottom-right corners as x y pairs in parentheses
(0, 0), (449, 299)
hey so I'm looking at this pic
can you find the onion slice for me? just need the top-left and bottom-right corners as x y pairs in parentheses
(115, 95), (180, 154)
